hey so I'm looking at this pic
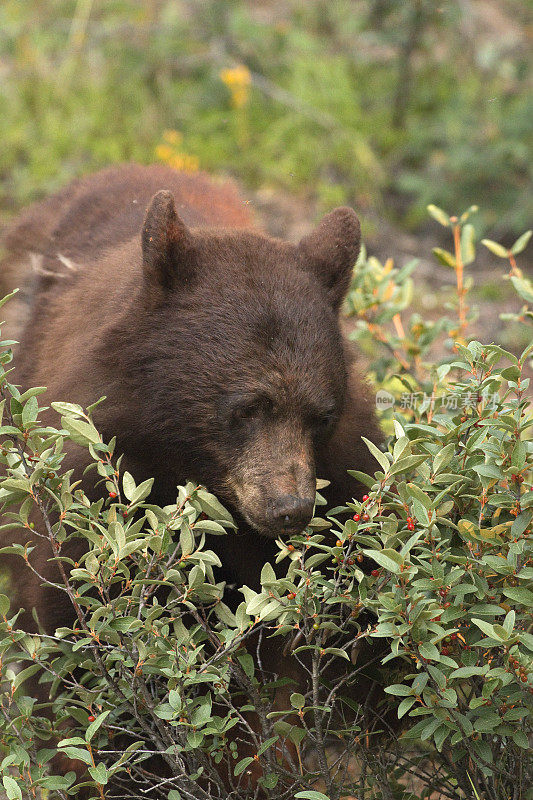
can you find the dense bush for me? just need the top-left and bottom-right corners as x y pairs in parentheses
(0, 210), (531, 800)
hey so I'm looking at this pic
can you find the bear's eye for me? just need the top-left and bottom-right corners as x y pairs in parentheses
(313, 410), (336, 432)
(231, 396), (273, 424)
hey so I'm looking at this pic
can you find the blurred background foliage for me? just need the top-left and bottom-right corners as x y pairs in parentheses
(0, 0), (531, 240)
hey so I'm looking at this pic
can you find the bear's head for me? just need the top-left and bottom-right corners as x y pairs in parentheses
(123, 190), (361, 538)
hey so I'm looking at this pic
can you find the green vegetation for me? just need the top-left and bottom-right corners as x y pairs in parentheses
(0, 210), (531, 799)
(1, 0), (531, 234)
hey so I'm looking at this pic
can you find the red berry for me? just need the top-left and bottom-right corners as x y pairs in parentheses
(371, 569), (381, 577)
(407, 522), (415, 531)
(441, 647), (450, 656)
(287, 592), (296, 600)
(88, 715), (95, 722)
(362, 513), (370, 522)
(109, 491), (117, 499)
(362, 494), (369, 502)
(443, 602), (451, 608)
(406, 516), (413, 523)
(287, 544), (295, 552)
(353, 514), (360, 521)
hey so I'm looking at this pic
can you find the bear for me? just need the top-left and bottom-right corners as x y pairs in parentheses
(1, 163), (383, 791)
(3, 164), (380, 601)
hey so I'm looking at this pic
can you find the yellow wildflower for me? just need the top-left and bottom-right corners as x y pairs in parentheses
(220, 64), (252, 108)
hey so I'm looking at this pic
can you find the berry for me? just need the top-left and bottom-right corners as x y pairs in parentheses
(352, 514), (360, 522)
(287, 592), (296, 600)
(362, 494), (369, 502)
(336, 540), (343, 547)
(109, 491), (117, 499)
(441, 647), (450, 656)
(357, 554), (364, 563)
(407, 522), (415, 531)
(362, 513), (370, 522)
(406, 516), (413, 523)
(371, 569), (381, 577)
(287, 544), (295, 552)
(88, 715), (95, 722)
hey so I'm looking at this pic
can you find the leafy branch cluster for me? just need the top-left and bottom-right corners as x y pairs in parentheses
(0, 209), (531, 800)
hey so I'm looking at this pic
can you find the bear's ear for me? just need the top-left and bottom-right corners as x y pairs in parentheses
(298, 207), (361, 310)
(141, 190), (195, 292)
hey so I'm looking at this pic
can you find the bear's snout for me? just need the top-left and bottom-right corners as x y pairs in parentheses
(266, 493), (315, 535)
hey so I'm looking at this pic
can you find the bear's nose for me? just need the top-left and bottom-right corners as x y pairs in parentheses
(268, 495), (314, 533)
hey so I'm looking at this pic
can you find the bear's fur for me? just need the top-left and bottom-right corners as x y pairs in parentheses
(1, 164), (384, 792)
(3, 164), (380, 622)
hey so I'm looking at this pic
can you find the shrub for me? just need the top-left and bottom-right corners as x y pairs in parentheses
(0, 210), (531, 800)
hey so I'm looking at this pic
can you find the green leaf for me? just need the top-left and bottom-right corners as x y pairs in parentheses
(61, 416), (101, 446)
(473, 713), (500, 732)
(85, 710), (111, 743)
(260, 562), (276, 585)
(21, 395), (38, 426)
(361, 437), (390, 473)
(427, 205), (450, 227)
(295, 792), (331, 800)
(511, 275), (533, 304)
(0, 288), (19, 309)
(434, 724), (450, 752)
(56, 746), (93, 765)
(2, 777), (22, 800)
(122, 472), (136, 501)
(471, 619), (503, 640)
(419, 642), (440, 662)
(234, 756), (255, 776)
(481, 239), (508, 258)
(384, 684), (412, 697)
(450, 666), (486, 679)
(0, 594), (10, 616)
(432, 248), (456, 268)
(290, 693), (305, 709)
(503, 587), (533, 606)
(389, 455), (428, 476)
(461, 223), (476, 265)
(180, 523), (194, 557)
(88, 763), (108, 785)
(398, 696), (416, 718)
(51, 401), (85, 417)
(512, 730), (530, 749)
(510, 230), (532, 255)
(196, 488), (234, 524)
(362, 548), (403, 573)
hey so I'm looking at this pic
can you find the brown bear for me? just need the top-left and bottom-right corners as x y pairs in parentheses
(4, 164), (380, 607)
(1, 163), (383, 791)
